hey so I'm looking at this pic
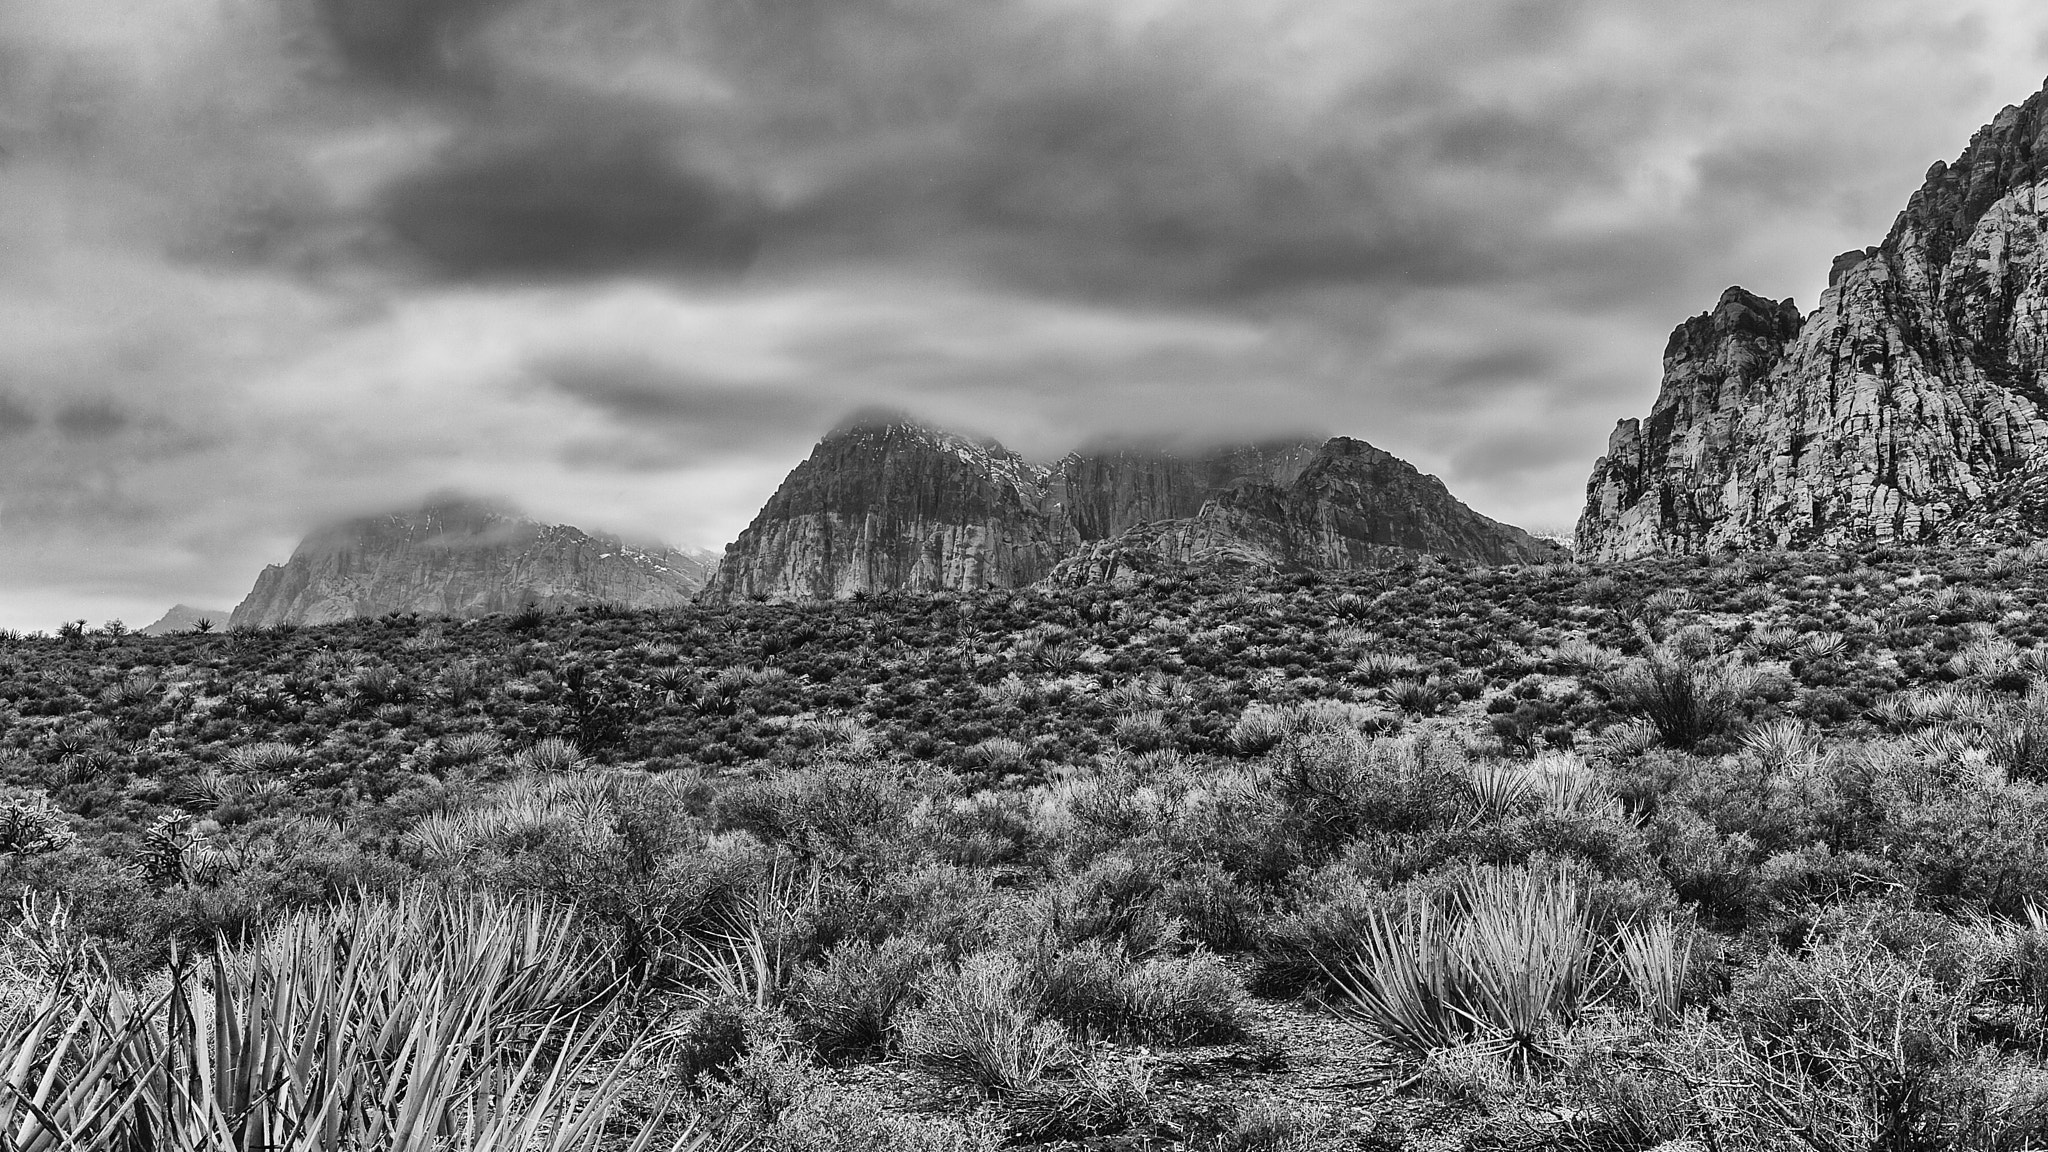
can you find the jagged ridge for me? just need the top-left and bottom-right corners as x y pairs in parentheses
(704, 414), (1557, 599)
(1579, 79), (2048, 558)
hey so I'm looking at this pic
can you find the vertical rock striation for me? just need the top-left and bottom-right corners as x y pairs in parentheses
(1579, 80), (2048, 558)
(704, 413), (1557, 599)
(700, 415), (1076, 599)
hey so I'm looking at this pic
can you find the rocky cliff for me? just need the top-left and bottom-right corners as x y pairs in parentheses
(705, 414), (1556, 599)
(700, 416), (1077, 599)
(1049, 438), (1559, 586)
(230, 498), (716, 627)
(1579, 80), (2048, 559)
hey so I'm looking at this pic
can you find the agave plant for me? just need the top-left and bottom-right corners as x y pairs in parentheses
(1746, 625), (1801, 658)
(1800, 632), (1848, 660)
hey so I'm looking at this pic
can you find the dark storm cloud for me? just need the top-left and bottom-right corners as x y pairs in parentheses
(278, 0), (1612, 299)
(0, 394), (35, 436)
(310, 0), (517, 86)
(53, 400), (128, 440)
(1434, 349), (1559, 395)
(244, 0), (2001, 316)
(538, 353), (826, 439)
(7, 0), (2048, 629)
(379, 129), (764, 279)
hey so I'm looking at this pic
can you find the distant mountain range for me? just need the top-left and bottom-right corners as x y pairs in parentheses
(196, 72), (2048, 631)
(133, 76), (2048, 629)
(188, 420), (1553, 626)
(226, 498), (717, 627)
(699, 411), (1559, 599)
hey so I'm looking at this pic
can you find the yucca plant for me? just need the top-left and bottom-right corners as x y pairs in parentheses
(512, 736), (585, 774)
(1526, 751), (1619, 818)
(433, 732), (504, 768)
(0, 889), (694, 1152)
(0, 985), (159, 1152)
(1322, 898), (1471, 1060)
(226, 741), (307, 775)
(1613, 918), (1692, 1027)
(1382, 678), (1444, 717)
(1323, 863), (1603, 1069)
(669, 867), (819, 1010)
(1465, 760), (1534, 822)
(1740, 718), (1819, 773)
(1356, 652), (1424, 685)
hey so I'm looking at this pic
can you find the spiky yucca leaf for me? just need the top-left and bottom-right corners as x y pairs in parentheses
(1465, 761), (1534, 822)
(1324, 864), (1605, 1069)
(1456, 866), (1596, 1059)
(0, 986), (159, 1152)
(1615, 919), (1692, 1027)
(1320, 900), (1470, 1061)
(2, 889), (693, 1152)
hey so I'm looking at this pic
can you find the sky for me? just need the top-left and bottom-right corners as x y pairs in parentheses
(5, 0), (2048, 629)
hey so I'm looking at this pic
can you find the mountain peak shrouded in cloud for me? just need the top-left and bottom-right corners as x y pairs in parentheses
(230, 496), (718, 626)
(832, 406), (936, 436)
(6, 0), (2048, 626)
(704, 412), (1557, 599)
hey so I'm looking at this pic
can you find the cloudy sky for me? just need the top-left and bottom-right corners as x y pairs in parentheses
(4, 0), (2048, 628)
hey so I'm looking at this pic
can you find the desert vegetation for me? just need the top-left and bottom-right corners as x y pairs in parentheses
(12, 544), (2048, 1147)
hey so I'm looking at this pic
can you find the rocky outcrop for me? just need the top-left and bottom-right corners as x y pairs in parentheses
(139, 605), (230, 636)
(1045, 518), (1287, 587)
(230, 498), (715, 627)
(1579, 80), (2048, 559)
(1054, 442), (1320, 540)
(699, 416), (1077, 599)
(706, 414), (1557, 599)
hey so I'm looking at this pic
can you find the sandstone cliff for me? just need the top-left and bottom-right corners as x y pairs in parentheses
(1579, 80), (2048, 559)
(230, 499), (716, 627)
(706, 415), (1556, 599)
(700, 415), (1077, 599)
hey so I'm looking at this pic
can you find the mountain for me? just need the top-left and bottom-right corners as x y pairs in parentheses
(229, 498), (717, 627)
(699, 416), (1078, 600)
(702, 412), (1556, 599)
(139, 604), (230, 636)
(1578, 80), (2048, 559)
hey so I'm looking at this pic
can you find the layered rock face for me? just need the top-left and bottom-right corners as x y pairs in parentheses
(230, 499), (716, 627)
(701, 419), (1077, 599)
(1579, 82), (2048, 559)
(706, 415), (1556, 599)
